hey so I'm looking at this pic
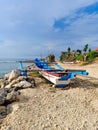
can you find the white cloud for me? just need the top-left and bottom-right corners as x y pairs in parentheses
(0, 0), (98, 58)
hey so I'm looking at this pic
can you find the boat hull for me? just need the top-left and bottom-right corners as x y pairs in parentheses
(40, 71), (71, 86)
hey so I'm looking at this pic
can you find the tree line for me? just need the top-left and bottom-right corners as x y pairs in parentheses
(46, 44), (98, 64)
(60, 44), (98, 63)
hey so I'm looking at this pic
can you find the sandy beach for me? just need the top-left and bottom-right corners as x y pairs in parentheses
(57, 61), (98, 79)
(0, 62), (98, 130)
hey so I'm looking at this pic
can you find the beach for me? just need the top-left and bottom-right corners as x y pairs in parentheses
(57, 61), (98, 79)
(0, 61), (98, 130)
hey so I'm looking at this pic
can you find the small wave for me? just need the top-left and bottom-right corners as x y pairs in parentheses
(0, 61), (17, 63)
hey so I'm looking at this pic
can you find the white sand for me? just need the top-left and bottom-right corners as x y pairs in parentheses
(57, 61), (98, 79)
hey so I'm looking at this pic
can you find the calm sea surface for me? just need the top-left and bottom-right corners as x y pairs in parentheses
(0, 58), (33, 77)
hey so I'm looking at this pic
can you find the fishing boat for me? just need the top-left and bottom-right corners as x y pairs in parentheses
(34, 58), (75, 87)
(39, 69), (74, 87)
(18, 58), (88, 87)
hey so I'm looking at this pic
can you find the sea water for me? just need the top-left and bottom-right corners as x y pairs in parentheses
(0, 58), (32, 77)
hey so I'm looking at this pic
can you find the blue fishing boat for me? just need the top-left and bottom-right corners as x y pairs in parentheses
(34, 58), (75, 87)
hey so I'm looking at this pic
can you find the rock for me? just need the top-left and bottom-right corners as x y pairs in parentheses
(10, 79), (19, 85)
(5, 76), (35, 89)
(0, 96), (5, 105)
(8, 70), (21, 82)
(5, 79), (19, 89)
(0, 79), (5, 88)
(25, 76), (35, 88)
(5, 84), (12, 89)
(0, 88), (7, 97)
(6, 90), (20, 103)
(17, 76), (27, 82)
(25, 76), (34, 83)
(11, 103), (20, 111)
(4, 73), (10, 80)
(0, 106), (7, 119)
(7, 103), (20, 114)
(0, 88), (7, 105)
(31, 83), (35, 88)
(13, 81), (32, 89)
(17, 76), (35, 84)
(0, 88), (20, 105)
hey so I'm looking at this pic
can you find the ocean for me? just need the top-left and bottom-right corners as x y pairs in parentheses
(0, 58), (33, 77)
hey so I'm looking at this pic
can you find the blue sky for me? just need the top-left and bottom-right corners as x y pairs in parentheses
(0, 0), (98, 58)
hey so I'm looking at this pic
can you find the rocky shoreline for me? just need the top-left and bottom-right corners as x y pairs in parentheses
(0, 69), (35, 119)
(0, 63), (98, 130)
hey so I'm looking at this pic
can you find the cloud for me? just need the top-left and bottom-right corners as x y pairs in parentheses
(0, 0), (98, 58)
(52, 1), (98, 51)
(53, 2), (98, 30)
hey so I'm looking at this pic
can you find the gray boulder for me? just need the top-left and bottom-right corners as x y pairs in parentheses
(8, 69), (21, 82)
(7, 103), (20, 114)
(17, 76), (27, 82)
(0, 79), (6, 88)
(0, 88), (20, 105)
(0, 96), (5, 105)
(25, 76), (35, 87)
(4, 72), (10, 80)
(0, 87), (21, 119)
(0, 88), (7, 105)
(5, 84), (12, 89)
(0, 106), (7, 119)
(0, 88), (7, 97)
(5, 79), (19, 89)
(5, 76), (35, 89)
(13, 80), (32, 89)
(6, 90), (20, 103)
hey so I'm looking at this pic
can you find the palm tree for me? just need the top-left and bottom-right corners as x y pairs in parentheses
(67, 47), (71, 53)
(83, 44), (88, 61)
(83, 44), (88, 53)
(67, 47), (71, 57)
(60, 51), (67, 62)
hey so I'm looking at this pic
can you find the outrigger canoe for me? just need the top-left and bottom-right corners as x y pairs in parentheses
(34, 58), (89, 87)
(19, 58), (89, 87)
(34, 58), (76, 87)
(39, 69), (74, 87)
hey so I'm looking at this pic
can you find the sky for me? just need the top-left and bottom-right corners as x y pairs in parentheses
(0, 0), (98, 59)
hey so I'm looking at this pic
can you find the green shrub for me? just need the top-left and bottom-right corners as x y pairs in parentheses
(87, 51), (98, 61)
(29, 71), (42, 77)
(76, 55), (83, 61)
